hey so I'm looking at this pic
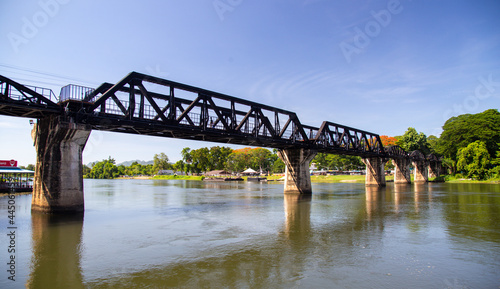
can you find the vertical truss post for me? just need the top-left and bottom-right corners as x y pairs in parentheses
(169, 86), (176, 120)
(275, 111), (280, 137)
(231, 101), (236, 130)
(128, 81), (136, 119)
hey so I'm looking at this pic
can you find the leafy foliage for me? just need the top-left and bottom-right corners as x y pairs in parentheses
(85, 157), (120, 179)
(397, 127), (431, 155)
(312, 153), (363, 171)
(380, 135), (398, 147)
(438, 109), (500, 162)
(456, 141), (491, 180)
(153, 153), (172, 173)
(226, 147), (282, 173)
(180, 146), (233, 173)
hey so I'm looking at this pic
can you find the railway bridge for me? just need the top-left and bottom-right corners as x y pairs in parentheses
(0, 73), (442, 213)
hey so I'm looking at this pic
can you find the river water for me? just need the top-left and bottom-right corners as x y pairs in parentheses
(1, 180), (499, 288)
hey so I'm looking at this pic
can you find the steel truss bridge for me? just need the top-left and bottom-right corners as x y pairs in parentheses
(0, 73), (435, 161)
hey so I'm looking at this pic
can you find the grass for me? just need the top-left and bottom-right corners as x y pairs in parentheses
(442, 175), (500, 184)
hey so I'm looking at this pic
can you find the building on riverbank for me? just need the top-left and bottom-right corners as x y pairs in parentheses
(0, 160), (34, 193)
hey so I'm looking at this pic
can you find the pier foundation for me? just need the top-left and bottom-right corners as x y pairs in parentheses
(363, 157), (386, 187)
(428, 161), (441, 179)
(31, 116), (91, 213)
(392, 158), (411, 184)
(412, 160), (428, 183)
(278, 148), (316, 194)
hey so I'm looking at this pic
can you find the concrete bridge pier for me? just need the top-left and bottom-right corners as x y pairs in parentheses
(278, 148), (317, 194)
(362, 157), (386, 187)
(428, 162), (441, 179)
(31, 116), (91, 213)
(392, 158), (411, 184)
(412, 160), (429, 183)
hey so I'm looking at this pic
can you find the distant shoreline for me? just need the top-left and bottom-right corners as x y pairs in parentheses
(103, 175), (500, 184)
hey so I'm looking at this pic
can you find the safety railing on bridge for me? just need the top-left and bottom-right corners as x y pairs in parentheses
(0, 79), (58, 103)
(59, 84), (95, 102)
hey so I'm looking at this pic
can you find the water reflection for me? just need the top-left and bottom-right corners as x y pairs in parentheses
(11, 180), (500, 288)
(365, 186), (385, 221)
(27, 213), (84, 289)
(283, 194), (312, 240)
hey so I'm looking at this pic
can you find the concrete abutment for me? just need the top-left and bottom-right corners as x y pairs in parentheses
(31, 116), (91, 213)
(278, 148), (317, 194)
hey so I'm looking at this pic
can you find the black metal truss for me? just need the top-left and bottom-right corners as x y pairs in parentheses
(0, 75), (61, 118)
(0, 72), (436, 161)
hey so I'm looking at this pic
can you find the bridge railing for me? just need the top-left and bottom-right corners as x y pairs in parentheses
(0, 81), (58, 103)
(59, 84), (95, 102)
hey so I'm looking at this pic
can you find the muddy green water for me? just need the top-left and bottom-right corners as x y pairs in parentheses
(1, 180), (499, 288)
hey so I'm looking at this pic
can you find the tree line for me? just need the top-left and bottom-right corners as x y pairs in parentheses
(380, 109), (500, 180)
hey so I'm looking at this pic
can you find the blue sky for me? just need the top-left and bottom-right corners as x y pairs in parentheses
(1, 0), (499, 166)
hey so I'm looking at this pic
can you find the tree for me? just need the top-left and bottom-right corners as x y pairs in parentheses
(380, 135), (398, 147)
(226, 150), (249, 173)
(427, 135), (439, 155)
(85, 157), (120, 179)
(438, 109), (500, 162)
(82, 164), (91, 176)
(271, 156), (285, 173)
(181, 147), (192, 163)
(153, 153), (171, 173)
(312, 153), (363, 171)
(249, 148), (273, 172)
(456, 141), (491, 180)
(173, 160), (185, 173)
(490, 148), (500, 178)
(208, 146), (233, 170)
(398, 127), (431, 155)
(190, 147), (210, 173)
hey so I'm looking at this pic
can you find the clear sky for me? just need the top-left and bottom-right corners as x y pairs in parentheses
(1, 0), (499, 166)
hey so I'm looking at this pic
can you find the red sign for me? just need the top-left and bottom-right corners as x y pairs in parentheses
(0, 160), (17, 167)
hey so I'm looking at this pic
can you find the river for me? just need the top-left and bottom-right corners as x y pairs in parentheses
(1, 180), (499, 288)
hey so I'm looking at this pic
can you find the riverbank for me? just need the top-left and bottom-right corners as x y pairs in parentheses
(119, 174), (500, 184)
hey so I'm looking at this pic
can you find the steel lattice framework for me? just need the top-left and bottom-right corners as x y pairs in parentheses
(0, 72), (430, 160)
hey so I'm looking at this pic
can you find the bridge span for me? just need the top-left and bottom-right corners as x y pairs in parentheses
(0, 73), (442, 213)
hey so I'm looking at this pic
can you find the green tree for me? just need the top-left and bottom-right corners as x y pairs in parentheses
(180, 147), (193, 174)
(226, 150), (250, 173)
(312, 153), (363, 171)
(190, 147), (210, 173)
(398, 127), (431, 155)
(427, 135), (439, 155)
(82, 164), (91, 176)
(312, 153), (329, 170)
(438, 109), (500, 162)
(208, 146), (233, 170)
(456, 141), (491, 180)
(271, 157), (285, 173)
(86, 157), (120, 179)
(249, 148), (273, 172)
(173, 160), (185, 173)
(153, 153), (171, 173)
